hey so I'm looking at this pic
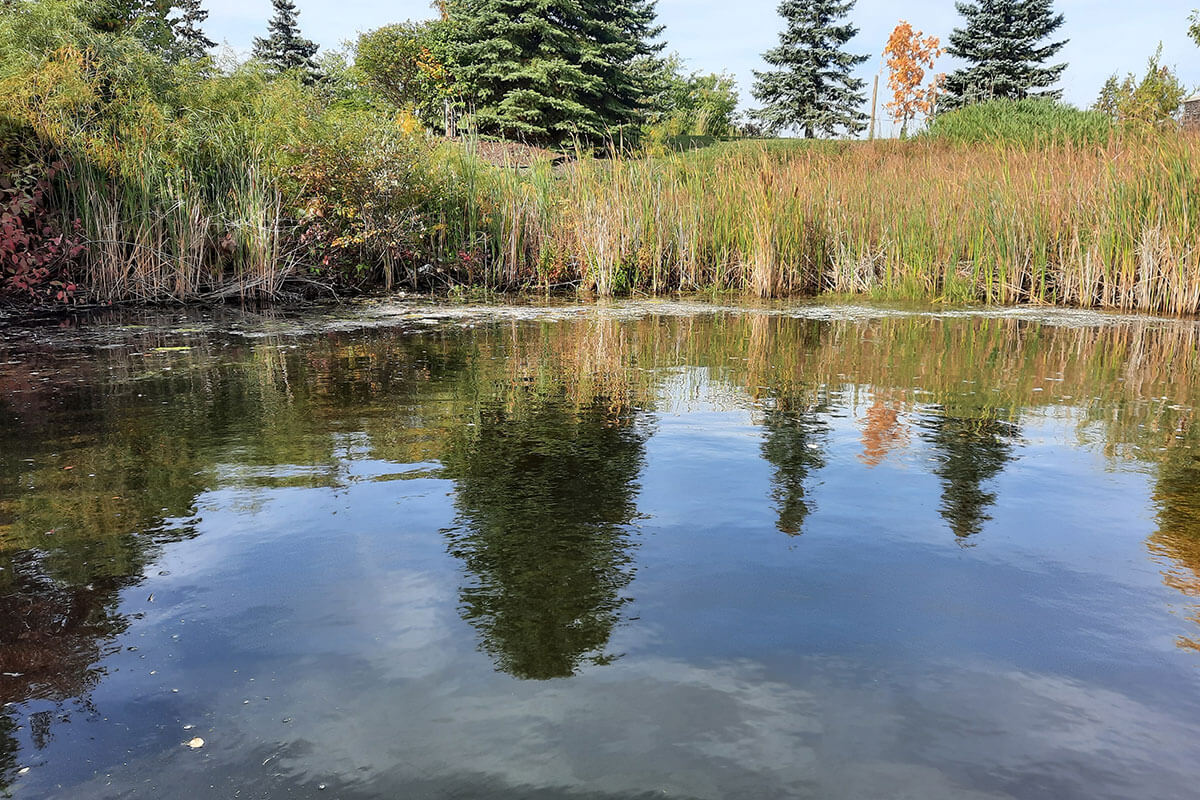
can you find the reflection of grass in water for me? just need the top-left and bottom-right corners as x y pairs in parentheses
(3, 309), (1200, 662)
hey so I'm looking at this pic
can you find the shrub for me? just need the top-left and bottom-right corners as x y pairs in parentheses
(1094, 47), (1188, 130)
(286, 109), (440, 290)
(0, 131), (83, 304)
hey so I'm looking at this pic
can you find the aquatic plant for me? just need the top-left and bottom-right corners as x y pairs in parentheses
(435, 132), (1200, 314)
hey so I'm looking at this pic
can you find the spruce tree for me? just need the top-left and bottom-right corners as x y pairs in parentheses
(83, 1), (212, 62)
(941, 0), (1068, 109)
(750, 0), (869, 138)
(252, 0), (319, 82)
(446, 0), (663, 147)
(89, 0), (177, 55)
(172, 0), (214, 60)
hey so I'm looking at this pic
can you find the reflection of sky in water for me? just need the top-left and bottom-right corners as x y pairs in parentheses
(2, 305), (1200, 799)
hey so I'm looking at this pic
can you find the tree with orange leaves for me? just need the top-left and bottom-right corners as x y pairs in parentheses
(858, 399), (910, 467)
(883, 21), (943, 137)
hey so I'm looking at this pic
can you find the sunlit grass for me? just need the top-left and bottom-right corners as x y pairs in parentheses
(436, 132), (1200, 314)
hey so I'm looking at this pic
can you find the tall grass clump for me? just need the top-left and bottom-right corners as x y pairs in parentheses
(924, 99), (1114, 148)
(0, 2), (302, 301)
(432, 129), (1200, 314)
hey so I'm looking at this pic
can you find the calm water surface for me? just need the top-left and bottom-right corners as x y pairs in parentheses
(2, 301), (1200, 799)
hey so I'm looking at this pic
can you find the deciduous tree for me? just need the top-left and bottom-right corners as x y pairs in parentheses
(882, 21), (943, 137)
(643, 54), (740, 138)
(1093, 46), (1187, 129)
(355, 22), (454, 126)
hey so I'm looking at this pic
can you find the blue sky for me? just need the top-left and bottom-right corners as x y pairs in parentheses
(205, 0), (1198, 134)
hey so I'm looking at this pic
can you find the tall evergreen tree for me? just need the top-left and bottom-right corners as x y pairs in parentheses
(78, 1), (210, 62)
(88, 0), (177, 55)
(252, 0), (319, 82)
(446, 0), (663, 147)
(750, 0), (869, 138)
(941, 0), (1068, 109)
(171, 0), (214, 60)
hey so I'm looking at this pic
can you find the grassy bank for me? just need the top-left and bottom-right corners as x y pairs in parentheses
(444, 133), (1200, 313)
(2, 2), (1197, 313)
(9, 111), (1200, 312)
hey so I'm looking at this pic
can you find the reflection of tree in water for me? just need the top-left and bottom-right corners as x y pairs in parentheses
(1148, 420), (1200, 651)
(760, 398), (829, 536)
(922, 412), (1020, 542)
(440, 395), (648, 680)
(0, 355), (210, 791)
(0, 549), (138, 792)
(859, 399), (910, 468)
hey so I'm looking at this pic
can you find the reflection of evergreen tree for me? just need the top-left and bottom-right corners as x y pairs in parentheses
(1154, 428), (1200, 541)
(1148, 426), (1200, 651)
(440, 395), (647, 680)
(923, 412), (1019, 541)
(760, 401), (828, 536)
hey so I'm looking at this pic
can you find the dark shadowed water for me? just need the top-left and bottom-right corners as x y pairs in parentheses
(2, 300), (1200, 799)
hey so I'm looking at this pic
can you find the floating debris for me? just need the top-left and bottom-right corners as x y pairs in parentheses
(186, 737), (205, 749)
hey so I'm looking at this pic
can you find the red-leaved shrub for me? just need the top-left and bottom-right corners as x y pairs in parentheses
(0, 152), (85, 304)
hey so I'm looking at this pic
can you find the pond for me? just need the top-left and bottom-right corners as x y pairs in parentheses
(1, 300), (1199, 799)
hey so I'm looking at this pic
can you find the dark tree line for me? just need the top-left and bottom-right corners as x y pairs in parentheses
(92, 0), (1075, 143)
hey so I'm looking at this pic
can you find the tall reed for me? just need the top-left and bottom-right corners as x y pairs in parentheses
(434, 134), (1200, 315)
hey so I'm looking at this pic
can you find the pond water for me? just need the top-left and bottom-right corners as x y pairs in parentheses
(2, 300), (1200, 799)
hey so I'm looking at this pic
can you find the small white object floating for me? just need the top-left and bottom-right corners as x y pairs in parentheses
(186, 737), (205, 749)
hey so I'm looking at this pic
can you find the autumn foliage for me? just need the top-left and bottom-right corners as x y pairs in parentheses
(859, 399), (910, 467)
(883, 21), (944, 136)
(0, 147), (83, 304)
